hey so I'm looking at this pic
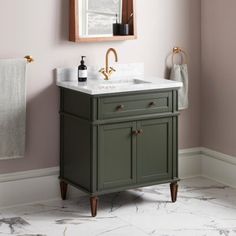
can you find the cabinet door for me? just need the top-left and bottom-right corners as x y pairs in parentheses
(137, 118), (173, 183)
(98, 122), (137, 191)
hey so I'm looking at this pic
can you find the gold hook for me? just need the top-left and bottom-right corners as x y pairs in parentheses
(24, 55), (34, 63)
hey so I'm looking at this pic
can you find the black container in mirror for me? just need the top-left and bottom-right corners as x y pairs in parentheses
(113, 23), (129, 36)
(113, 23), (120, 36)
(119, 24), (129, 35)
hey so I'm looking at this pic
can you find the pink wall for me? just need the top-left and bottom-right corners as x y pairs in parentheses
(0, 0), (201, 174)
(201, 0), (236, 157)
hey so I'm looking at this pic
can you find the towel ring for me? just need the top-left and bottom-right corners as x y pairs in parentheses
(172, 47), (188, 65)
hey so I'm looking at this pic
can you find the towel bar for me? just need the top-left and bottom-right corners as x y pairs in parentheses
(24, 55), (34, 63)
(172, 47), (187, 65)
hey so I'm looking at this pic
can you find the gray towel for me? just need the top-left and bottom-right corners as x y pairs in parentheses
(170, 64), (189, 110)
(0, 59), (27, 160)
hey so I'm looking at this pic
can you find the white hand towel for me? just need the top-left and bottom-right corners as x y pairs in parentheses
(170, 64), (189, 110)
(0, 59), (27, 160)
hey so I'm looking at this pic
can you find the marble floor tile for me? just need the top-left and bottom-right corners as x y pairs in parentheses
(0, 177), (236, 236)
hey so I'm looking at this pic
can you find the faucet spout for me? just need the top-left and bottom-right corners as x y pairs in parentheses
(99, 48), (119, 80)
(106, 48), (118, 73)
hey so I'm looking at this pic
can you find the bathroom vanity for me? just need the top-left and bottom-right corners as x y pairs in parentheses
(58, 76), (182, 217)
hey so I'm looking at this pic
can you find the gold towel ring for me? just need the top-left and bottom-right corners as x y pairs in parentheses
(24, 55), (34, 63)
(172, 47), (188, 65)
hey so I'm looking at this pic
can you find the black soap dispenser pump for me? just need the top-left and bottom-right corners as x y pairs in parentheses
(78, 56), (87, 82)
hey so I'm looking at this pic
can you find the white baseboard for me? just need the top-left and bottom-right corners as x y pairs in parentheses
(0, 167), (84, 209)
(178, 148), (202, 179)
(179, 147), (236, 188)
(201, 148), (236, 188)
(0, 174), (60, 208)
(0, 167), (59, 183)
(0, 147), (235, 208)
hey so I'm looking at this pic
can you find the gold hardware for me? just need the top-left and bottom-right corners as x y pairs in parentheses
(116, 104), (125, 111)
(149, 101), (156, 107)
(110, 67), (116, 72)
(173, 47), (182, 54)
(99, 48), (118, 80)
(172, 47), (187, 65)
(24, 55), (34, 63)
(132, 130), (139, 136)
(138, 129), (143, 135)
(132, 129), (143, 136)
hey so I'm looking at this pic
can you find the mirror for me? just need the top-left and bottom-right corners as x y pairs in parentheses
(80, 0), (122, 37)
(70, 0), (137, 43)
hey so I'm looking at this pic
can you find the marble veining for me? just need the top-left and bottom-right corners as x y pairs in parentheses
(0, 217), (29, 234)
(16, 234), (47, 236)
(0, 177), (236, 236)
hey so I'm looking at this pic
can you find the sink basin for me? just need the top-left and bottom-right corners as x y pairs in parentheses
(93, 79), (151, 90)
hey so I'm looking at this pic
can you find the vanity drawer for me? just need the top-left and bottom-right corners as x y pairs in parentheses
(98, 92), (173, 119)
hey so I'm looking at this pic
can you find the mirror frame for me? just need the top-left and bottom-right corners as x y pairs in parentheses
(69, 0), (137, 43)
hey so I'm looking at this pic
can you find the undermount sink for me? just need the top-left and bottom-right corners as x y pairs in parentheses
(93, 78), (151, 90)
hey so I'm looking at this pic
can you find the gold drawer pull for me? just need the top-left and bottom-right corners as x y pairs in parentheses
(149, 101), (156, 107)
(116, 104), (125, 111)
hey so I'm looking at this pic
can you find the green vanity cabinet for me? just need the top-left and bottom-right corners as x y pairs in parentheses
(59, 88), (179, 217)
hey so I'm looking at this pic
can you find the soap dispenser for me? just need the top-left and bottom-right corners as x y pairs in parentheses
(78, 56), (87, 82)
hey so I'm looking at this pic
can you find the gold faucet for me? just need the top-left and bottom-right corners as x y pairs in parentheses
(99, 48), (118, 80)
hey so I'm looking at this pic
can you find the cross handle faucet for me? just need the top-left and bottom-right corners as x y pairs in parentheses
(99, 48), (118, 80)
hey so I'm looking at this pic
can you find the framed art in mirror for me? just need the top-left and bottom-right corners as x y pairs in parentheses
(69, 0), (137, 43)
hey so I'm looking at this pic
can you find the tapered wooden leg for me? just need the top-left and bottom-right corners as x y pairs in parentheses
(170, 182), (178, 203)
(90, 196), (98, 217)
(60, 181), (68, 200)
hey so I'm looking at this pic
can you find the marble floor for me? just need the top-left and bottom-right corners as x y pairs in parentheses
(0, 177), (236, 236)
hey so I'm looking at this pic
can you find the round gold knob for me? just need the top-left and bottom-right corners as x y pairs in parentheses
(138, 129), (143, 135)
(149, 102), (156, 107)
(116, 104), (125, 111)
(132, 130), (139, 136)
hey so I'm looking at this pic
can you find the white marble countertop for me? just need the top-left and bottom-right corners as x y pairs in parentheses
(56, 76), (182, 95)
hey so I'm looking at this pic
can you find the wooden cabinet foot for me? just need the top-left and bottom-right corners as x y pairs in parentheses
(90, 196), (98, 217)
(60, 181), (68, 200)
(170, 182), (178, 203)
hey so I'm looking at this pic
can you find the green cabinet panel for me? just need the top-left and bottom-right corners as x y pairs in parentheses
(98, 122), (137, 190)
(61, 114), (91, 191)
(137, 118), (173, 183)
(63, 89), (92, 120)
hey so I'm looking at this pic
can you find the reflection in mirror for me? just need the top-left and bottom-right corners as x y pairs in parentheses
(79, 0), (123, 37)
